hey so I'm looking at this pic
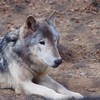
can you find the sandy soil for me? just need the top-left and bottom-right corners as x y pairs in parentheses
(0, 0), (100, 100)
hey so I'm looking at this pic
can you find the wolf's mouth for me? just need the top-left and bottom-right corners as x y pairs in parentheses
(51, 64), (59, 68)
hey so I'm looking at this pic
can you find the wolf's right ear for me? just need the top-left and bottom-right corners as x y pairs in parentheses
(20, 15), (38, 39)
(25, 15), (37, 31)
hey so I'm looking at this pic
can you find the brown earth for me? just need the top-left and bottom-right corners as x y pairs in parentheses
(0, 0), (100, 100)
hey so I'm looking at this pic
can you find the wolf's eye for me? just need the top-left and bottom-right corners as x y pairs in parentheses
(39, 41), (45, 45)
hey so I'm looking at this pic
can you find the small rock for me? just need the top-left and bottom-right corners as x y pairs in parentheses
(12, 4), (26, 13)
(74, 38), (80, 41)
(8, 14), (11, 17)
(10, 27), (16, 31)
(25, 0), (31, 3)
(46, 0), (55, 4)
(80, 71), (92, 78)
(95, 43), (100, 49)
(73, 62), (87, 69)
(70, 18), (79, 23)
(66, 71), (75, 78)
(86, 88), (97, 92)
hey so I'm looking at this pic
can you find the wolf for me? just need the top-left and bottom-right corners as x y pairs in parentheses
(0, 11), (83, 100)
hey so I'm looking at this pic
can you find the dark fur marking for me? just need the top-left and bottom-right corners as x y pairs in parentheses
(0, 39), (2, 43)
(13, 42), (33, 67)
(0, 30), (19, 73)
(39, 23), (55, 45)
(0, 57), (8, 72)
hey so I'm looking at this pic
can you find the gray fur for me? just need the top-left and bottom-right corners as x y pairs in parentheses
(0, 29), (19, 72)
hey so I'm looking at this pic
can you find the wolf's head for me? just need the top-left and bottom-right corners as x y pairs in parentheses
(16, 11), (62, 68)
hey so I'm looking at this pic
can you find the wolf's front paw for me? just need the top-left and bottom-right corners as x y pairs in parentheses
(47, 92), (69, 100)
(52, 94), (69, 100)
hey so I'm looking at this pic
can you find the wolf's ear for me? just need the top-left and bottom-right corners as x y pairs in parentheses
(46, 10), (56, 26)
(20, 15), (38, 39)
(25, 15), (37, 31)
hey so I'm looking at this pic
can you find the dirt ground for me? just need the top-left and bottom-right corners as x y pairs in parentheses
(0, 0), (100, 100)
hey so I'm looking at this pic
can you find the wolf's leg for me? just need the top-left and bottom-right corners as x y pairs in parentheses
(38, 75), (83, 99)
(8, 62), (68, 99)
(18, 81), (69, 100)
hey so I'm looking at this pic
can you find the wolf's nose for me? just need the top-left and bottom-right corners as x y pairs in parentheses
(54, 59), (62, 66)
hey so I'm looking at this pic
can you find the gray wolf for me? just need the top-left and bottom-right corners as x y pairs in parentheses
(0, 11), (83, 100)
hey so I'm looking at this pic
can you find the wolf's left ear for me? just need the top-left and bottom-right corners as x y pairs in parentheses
(46, 10), (56, 26)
